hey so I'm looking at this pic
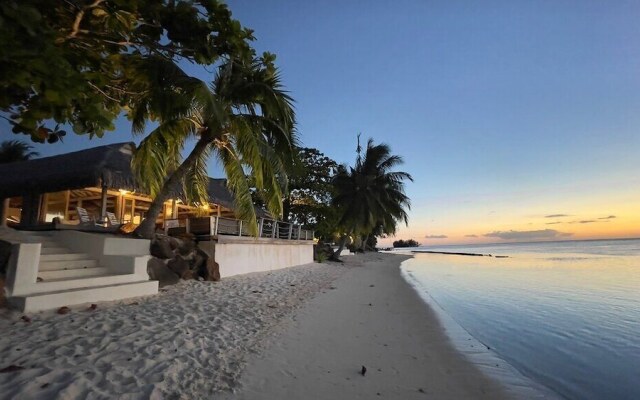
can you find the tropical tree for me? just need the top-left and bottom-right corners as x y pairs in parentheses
(0, 140), (39, 226)
(331, 137), (412, 258)
(130, 55), (296, 238)
(1, 0), (255, 142)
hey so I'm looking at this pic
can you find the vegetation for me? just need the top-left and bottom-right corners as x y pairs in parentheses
(331, 137), (413, 258)
(0, 140), (39, 227)
(1, 0), (255, 143)
(283, 147), (339, 237)
(131, 57), (296, 238)
(392, 239), (421, 248)
(0, 140), (39, 163)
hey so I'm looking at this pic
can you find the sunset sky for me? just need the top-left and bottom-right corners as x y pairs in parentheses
(2, 1), (639, 245)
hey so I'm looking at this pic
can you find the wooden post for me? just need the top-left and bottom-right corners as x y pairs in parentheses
(272, 221), (277, 239)
(171, 199), (178, 219)
(99, 184), (108, 224)
(258, 218), (264, 238)
(298, 225), (302, 240)
(63, 190), (71, 221)
(238, 220), (243, 236)
(288, 224), (292, 240)
(0, 198), (8, 227)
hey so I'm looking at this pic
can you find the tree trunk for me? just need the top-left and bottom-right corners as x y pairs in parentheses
(134, 137), (211, 239)
(360, 234), (369, 252)
(329, 234), (349, 262)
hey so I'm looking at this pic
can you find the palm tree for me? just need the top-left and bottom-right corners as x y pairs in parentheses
(130, 56), (296, 238)
(331, 138), (412, 258)
(0, 140), (39, 226)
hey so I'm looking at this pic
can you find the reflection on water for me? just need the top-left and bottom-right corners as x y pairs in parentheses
(401, 239), (640, 400)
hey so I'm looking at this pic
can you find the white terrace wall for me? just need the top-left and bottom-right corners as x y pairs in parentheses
(199, 236), (314, 278)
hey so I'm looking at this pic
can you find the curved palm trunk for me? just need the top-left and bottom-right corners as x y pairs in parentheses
(360, 234), (370, 252)
(329, 233), (349, 262)
(134, 137), (211, 239)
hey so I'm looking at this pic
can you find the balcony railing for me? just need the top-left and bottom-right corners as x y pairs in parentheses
(164, 216), (314, 241)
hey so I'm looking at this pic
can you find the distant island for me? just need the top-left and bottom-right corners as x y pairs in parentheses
(393, 239), (421, 248)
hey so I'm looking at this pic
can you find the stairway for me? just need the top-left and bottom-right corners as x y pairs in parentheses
(1, 228), (158, 312)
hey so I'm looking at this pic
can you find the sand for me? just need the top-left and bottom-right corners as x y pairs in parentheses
(223, 253), (511, 400)
(0, 253), (512, 399)
(0, 263), (345, 399)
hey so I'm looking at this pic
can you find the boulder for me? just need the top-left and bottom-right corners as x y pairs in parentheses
(167, 256), (192, 280)
(150, 236), (174, 259)
(0, 239), (12, 275)
(174, 233), (197, 256)
(205, 258), (221, 281)
(147, 257), (180, 287)
(193, 248), (208, 278)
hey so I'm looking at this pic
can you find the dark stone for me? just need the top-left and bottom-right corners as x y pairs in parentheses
(0, 240), (12, 275)
(193, 248), (209, 279)
(57, 306), (71, 315)
(204, 258), (221, 281)
(150, 236), (174, 259)
(178, 234), (196, 256)
(0, 365), (24, 373)
(147, 258), (179, 287)
(167, 256), (192, 280)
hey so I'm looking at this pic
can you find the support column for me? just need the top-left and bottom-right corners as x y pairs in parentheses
(0, 198), (8, 227)
(99, 184), (108, 223)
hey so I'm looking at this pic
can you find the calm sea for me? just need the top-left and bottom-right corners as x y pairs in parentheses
(399, 239), (640, 400)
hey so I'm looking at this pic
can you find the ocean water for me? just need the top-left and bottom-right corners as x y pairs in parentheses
(399, 239), (640, 400)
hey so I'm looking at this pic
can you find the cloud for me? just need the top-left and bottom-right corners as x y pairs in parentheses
(465, 234), (478, 238)
(578, 220), (596, 224)
(425, 234), (448, 239)
(545, 221), (562, 225)
(545, 214), (570, 218)
(598, 215), (616, 220)
(483, 229), (572, 241)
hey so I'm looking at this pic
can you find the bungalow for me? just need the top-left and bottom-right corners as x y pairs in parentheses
(0, 142), (314, 312)
(0, 142), (244, 228)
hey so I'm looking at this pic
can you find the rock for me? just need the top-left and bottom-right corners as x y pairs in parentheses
(57, 306), (71, 315)
(174, 234), (196, 256)
(150, 236), (174, 259)
(20, 315), (31, 323)
(204, 257), (221, 281)
(167, 256), (192, 280)
(0, 240), (11, 275)
(147, 258), (180, 287)
(88, 304), (97, 311)
(361, 365), (367, 376)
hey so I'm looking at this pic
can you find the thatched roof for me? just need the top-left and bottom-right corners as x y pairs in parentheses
(0, 142), (138, 198)
(0, 143), (267, 217)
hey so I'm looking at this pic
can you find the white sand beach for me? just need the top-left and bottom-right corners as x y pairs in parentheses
(0, 253), (510, 399)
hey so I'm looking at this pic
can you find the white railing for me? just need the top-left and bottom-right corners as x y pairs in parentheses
(165, 216), (314, 241)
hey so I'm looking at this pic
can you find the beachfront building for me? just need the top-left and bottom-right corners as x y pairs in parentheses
(0, 142), (240, 229)
(0, 142), (314, 312)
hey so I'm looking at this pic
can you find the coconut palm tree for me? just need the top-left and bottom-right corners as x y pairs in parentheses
(130, 56), (296, 238)
(0, 140), (39, 226)
(331, 138), (412, 258)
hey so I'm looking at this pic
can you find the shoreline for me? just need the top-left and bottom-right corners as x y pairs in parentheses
(224, 253), (512, 399)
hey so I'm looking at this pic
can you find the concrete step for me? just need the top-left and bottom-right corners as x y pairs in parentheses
(40, 246), (72, 255)
(39, 259), (99, 271)
(27, 273), (143, 294)
(9, 280), (159, 312)
(40, 253), (92, 262)
(38, 267), (111, 281)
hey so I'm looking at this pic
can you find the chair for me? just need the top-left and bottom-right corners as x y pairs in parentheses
(76, 207), (99, 225)
(105, 211), (120, 227)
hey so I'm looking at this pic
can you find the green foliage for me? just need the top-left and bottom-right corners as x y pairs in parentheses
(392, 239), (421, 248)
(282, 147), (338, 236)
(0, 140), (39, 163)
(131, 56), (297, 237)
(332, 138), (413, 239)
(0, 0), (255, 142)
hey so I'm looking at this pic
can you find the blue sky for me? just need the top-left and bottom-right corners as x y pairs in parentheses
(2, 0), (639, 244)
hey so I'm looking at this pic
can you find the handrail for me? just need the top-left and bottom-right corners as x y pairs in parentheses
(165, 216), (314, 241)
